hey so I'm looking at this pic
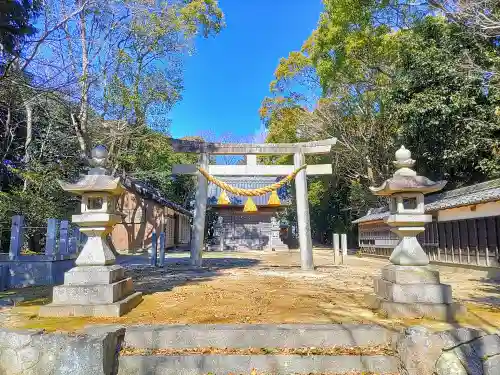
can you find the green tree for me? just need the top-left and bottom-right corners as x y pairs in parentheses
(0, 0), (40, 57)
(0, 0), (225, 252)
(104, 0), (224, 129)
(114, 127), (198, 206)
(0, 89), (85, 251)
(388, 17), (500, 185)
(430, 0), (500, 38)
(262, 2), (500, 244)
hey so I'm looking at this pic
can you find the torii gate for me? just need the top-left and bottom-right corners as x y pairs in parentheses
(171, 137), (337, 270)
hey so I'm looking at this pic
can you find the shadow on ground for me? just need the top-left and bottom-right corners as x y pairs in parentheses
(0, 255), (262, 303)
(2, 251), (500, 335)
(123, 256), (261, 295)
(0, 285), (52, 306)
(465, 276), (500, 307)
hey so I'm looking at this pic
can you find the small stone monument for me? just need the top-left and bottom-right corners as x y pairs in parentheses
(39, 146), (142, 317)
(367, 146), (465, 321)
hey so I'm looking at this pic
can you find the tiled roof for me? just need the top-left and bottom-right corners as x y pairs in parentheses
(425, 180), (500, 213)
(352, 207), (391, 224)
(352, 179), (500, 224)
(122, 177), (192, 216)
(207, 177), (291, 206)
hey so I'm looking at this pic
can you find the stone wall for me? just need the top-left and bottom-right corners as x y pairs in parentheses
(0, 325), (499, 374)
(0, 255), (76, 288)
(396, 326), (500, 375)
(0, 327), (124, 375)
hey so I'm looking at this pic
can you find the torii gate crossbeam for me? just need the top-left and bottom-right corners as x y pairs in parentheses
(170, 137), (337, 270)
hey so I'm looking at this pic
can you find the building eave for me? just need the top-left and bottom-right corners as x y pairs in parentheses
(353, 180), (500, 225)
(121, 177), (192, 217)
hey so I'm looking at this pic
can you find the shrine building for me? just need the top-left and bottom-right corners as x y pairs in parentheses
(206, 156), (291, 251)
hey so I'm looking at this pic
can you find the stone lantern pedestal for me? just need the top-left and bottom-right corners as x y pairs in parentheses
(366, 146), (465, 321)
(371, 264), (464, 321)
(39, 146), (142, 317)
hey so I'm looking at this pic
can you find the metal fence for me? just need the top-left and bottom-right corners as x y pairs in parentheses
(358, 215), (500, 268)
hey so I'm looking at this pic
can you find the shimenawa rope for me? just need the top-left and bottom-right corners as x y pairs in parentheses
(197, 165), (307, 197)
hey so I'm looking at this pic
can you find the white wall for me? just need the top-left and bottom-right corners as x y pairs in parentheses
(437, 201), (500, 222)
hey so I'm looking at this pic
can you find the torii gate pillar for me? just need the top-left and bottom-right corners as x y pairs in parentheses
(170, 137), (337, 270)
(294, 152), (314, 270)
(191, 153), (209, 267)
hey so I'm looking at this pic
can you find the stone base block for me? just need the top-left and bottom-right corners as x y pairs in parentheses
(374, 277), (452, 304)
(366, 294), (466, 321)
(39, 291), (143, 317)
(52, 277), (133, 305)
(381, 264), (440, 284)
(64, 265), (125, 285)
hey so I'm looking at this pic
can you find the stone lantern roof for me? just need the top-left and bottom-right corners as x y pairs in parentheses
(58, 146), (124, 196)
(369, 146), (446, 196)
(59, 174), (124, 195)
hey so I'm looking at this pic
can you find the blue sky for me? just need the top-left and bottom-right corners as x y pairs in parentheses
(168, 0), (323, 141)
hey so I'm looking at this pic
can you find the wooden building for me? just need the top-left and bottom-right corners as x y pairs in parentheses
(353, 179), (500, 267)
(111, 178), (191, 253)
(207, 176), (291, 251)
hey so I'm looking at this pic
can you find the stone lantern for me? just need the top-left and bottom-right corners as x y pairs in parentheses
(367, 146), (464, 321)
(39, 146), (142, 317)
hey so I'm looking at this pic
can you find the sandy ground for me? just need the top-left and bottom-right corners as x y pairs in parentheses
(1, 250), (499, 333)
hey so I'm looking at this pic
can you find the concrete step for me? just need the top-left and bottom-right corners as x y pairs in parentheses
(117, 354), (399, 375)
(122, 324), (398, 349)
(112, 324), (400, 374)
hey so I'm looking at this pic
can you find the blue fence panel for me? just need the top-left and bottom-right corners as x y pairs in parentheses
(9, 215), (24, 260)
(159, 232), (166, 268)
(45, 218), (58, 256)
(59, 220), (69, 254)
(150, 231), (158, 267)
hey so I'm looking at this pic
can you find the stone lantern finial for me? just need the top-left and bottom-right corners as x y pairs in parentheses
(393, 145), (416, 177)
(89, 145), (109, 175)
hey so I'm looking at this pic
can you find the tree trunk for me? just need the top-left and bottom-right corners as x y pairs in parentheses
(366, 155), (375, 184)
(3, 105), (10, 140)
(71, 112), (88, 158)
(1, 104), (12, 164)
(23, 100), (33, 191)
(76, 2), (90, 157)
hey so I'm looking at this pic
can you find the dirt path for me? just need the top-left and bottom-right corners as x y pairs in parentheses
(1, 250), (499, 332)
